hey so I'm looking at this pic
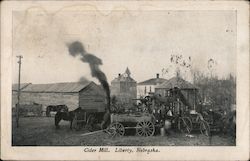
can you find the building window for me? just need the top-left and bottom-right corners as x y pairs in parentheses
(149, 86), (152, 92)
(167, 90), (171, 97)
(144, 86), (147, 95)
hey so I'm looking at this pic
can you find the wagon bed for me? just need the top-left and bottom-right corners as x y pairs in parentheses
(107, 113), (155, 137)
(111, 113), (152, 123)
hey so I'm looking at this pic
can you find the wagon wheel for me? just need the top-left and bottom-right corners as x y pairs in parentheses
(200, 120), (210, 136)
(178, 117), (193, 134)
(136, 121), (155, 137)
(107, 122), (125, 137)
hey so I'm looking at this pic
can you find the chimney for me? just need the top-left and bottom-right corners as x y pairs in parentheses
(156, 73), (159, 79)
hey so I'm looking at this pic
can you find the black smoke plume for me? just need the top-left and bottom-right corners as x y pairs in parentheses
(67, 41), (110, 112)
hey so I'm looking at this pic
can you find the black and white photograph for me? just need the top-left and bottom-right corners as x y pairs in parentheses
(1, 1), (249, 160)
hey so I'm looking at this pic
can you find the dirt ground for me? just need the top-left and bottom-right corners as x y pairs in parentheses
(12, 117), (235, 146)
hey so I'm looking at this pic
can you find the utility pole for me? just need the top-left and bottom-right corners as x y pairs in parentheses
(16, 55), (23, 128)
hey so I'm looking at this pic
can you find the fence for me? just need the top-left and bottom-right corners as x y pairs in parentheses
(12, 104), (43, 117)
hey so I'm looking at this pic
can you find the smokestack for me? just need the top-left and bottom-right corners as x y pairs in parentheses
(156, 73), (159, 79)
(67, 41), (110, 112)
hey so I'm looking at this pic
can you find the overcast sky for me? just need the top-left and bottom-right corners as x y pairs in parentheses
(12, 9), (236, 84)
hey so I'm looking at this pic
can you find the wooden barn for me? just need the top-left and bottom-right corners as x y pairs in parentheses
(12, 81), (106, 112)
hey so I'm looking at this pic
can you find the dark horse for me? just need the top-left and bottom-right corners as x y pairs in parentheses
(46, 105), (68, 117)
(55, 107), (84, 129)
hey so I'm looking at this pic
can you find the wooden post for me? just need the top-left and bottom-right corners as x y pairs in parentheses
(16, 55), (23, 128)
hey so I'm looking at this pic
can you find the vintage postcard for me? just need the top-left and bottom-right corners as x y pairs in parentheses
(1, 0), (249, 160)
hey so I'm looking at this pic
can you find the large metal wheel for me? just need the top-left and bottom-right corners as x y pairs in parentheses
(200, 120), (210, 136)
(136, 121), (155, 137)
(178, 117), (193, 134)
(107, 122), (125, 137)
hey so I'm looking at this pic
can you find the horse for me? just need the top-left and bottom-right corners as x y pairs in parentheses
(55, 107), (85, 129)
(46, 105), (68, 117)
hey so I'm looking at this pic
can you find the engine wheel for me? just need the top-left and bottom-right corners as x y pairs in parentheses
(136, 121), (155, 137)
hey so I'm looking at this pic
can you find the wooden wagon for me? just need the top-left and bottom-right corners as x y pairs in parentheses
(107, 113), (155, 137)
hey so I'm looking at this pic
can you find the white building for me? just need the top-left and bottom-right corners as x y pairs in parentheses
(137, 74), (167, 98)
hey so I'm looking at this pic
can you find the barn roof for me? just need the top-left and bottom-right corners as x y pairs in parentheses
(155, 77), (197, 89)
(138, 78), (167, 85)
(13, 81), (95, 93)
(12, 83), (31, 91)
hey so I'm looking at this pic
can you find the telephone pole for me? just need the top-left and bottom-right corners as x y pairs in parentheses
(16, 55), (23, 128)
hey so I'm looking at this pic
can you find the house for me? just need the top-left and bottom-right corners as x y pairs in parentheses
(110, 67), (137, 104)
(155, 76), (198, 110)
(137, 73), (167, 98)
(12, 81), (106, 111)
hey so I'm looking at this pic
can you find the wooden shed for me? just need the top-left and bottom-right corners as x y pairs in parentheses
(155, 77), (198, 110)
(12, 81), (106, 111)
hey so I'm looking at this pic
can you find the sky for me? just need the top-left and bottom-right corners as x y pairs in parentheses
(12, 9), (236, 84)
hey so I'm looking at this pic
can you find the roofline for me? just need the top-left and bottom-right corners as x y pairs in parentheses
(12, 81), (94, 93)
(137, 78), (167, 85)
(21, 83), (32, 90)
(138, 82), (165, 85)
(112, 80), (137, 83)
(12, 83), (32, 91)
(154, 77), (198, 89)
(155, 87), (198, 90)
(14, 91), (79, 94)
(138, 83), (158, 85)
(78, 81), (97, 93)
(12, 81), (91, 85)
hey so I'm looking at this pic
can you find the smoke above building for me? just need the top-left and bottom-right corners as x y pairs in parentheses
(67, 41), (110, 111)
